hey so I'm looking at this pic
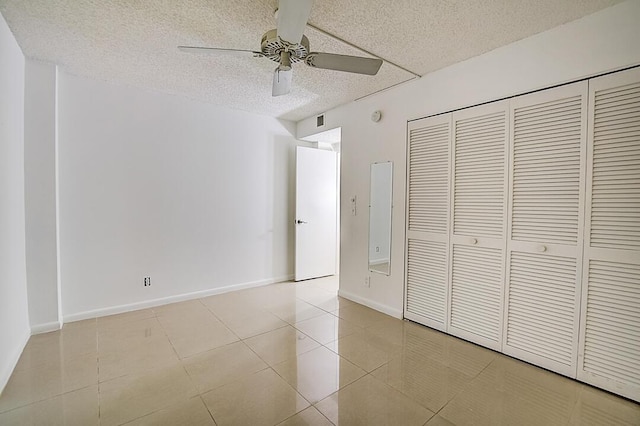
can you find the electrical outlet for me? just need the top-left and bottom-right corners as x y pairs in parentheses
(376, 246), (380, 252)
(143, 276), (151, 287)
(364, 276), (370, 288)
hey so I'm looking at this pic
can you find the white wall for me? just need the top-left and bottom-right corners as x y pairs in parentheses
(297, 0), (640, 317)
(57, 72), (303, 320)
(0, 13), (30, 394)
(24, 59), (59, 332)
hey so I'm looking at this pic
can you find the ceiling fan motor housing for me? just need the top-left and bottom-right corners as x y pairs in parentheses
(261, 29), (309, 64)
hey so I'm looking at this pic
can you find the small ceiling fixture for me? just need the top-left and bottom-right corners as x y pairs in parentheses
(371, 110), (382, 122)
(178, 0), (383, 97)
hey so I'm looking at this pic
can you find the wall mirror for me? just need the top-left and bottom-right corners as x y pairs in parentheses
(369, 161), (393, 275)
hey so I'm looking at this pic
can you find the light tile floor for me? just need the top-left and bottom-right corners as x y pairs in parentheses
(1, 276), (639, 425)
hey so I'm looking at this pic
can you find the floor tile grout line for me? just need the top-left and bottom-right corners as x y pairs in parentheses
(179, 339), (246, 365)
(113, 394), (210, 426)
(566, 384), (587, 425)
(191, 359), (272, 399)
(0, 383), (99, 416)
(235, 304), (363, 420)
(152, 307), (186, 362)
(101, 362), (208, 424)
(97, 311), (191, 425)
(199, 299), (296, 342)
(240, 332), (280, 369)
(432, 353), (499, 419)
(11, 277), (635, 424)
(2, 292), (391, 420)
(154, 301), (245, 360)
(276, 403), (335, 426)
(0, 322), (100, 413)
(242, 316), (327, 364)
(317, 326), (494, 419)
(366, 359), (451, 418)
(310, 370), (373, 412)
(360, 370), (438, 422)
(198, 394), (219, 426)
(264, 365), (314, 418)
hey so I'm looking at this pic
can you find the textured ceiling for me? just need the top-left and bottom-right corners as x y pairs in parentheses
(0, 0), (623, 121)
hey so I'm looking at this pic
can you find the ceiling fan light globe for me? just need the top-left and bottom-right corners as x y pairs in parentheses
(272, 68), (293, 96)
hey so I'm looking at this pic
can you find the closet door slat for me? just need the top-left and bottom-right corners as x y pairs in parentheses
(453, 109), (507, 238)
(450, 245), (503, 344)
(406, 239), (448, 326)
(583, 260), (640, 387)
(578, 67), (640, 402)
(408, 120), (451, 234)
(511, 94), (583, 245)
(405, 115), (452, 331)
(506, 252), (577, 367)
(590, 80), (640, 250)
(448, 102), (508, 350)
(504, 82), (587, 378)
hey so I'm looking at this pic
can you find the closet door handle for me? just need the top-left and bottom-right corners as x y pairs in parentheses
(537, 244), (547, 252)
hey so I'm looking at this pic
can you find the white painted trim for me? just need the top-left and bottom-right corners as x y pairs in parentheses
(30, 321), (62, 335)
(63, 274), (294, 323)
(338, 288), (403, 319)
(0, 329), (30, 396)
(54, 65), (63, 328)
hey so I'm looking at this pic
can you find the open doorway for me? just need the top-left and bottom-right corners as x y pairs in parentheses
(296, 127), (341, 281)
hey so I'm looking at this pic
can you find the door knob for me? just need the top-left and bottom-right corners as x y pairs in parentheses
(296, 219), (307, 224)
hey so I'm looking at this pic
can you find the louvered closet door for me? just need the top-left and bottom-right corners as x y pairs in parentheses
(503, 82), (588, 377)
(577, 68), (640, 402)
(448, 101), (508, 351)
(405, 114), (452, 331)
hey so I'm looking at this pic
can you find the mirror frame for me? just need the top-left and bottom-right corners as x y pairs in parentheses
(368, 161), (393, 275)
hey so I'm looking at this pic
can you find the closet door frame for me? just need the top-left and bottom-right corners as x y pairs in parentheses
(502, 81), (588, 378)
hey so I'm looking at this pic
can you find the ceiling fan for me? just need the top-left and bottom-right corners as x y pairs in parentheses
(178, 0), (383, 96)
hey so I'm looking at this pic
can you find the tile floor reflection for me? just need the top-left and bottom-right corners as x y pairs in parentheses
(0, 275), (638, 425)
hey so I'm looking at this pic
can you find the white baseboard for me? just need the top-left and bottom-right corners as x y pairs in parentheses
(63, 274), (294, 323)
(337, 289), (403, 319)
(0, 328), (30, 396)
(30, 321), (62, 335)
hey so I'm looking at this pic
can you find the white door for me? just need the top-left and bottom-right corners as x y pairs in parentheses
(503, 81), (588, 377)
(404, 114), (452, 332)
(448, 101), (509, 351)
(295, 146), (337, 281)
(577, 67), (640, 402)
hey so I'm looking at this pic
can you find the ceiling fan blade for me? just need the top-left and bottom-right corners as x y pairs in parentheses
(272, 68), (292, 96)
(178, 46), (263, 57)
(277, 0), (313, 45)
(305, 53), (383, 75)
